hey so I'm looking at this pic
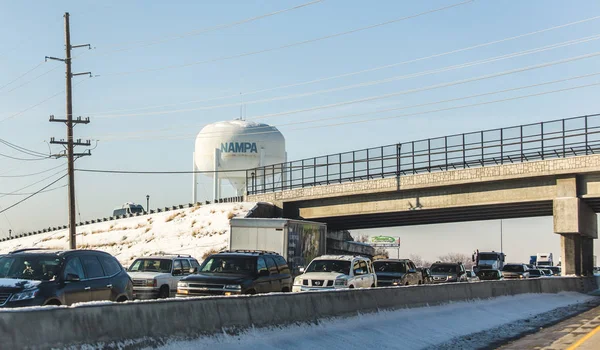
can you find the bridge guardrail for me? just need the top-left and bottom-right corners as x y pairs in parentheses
(246, 113), (600, 195)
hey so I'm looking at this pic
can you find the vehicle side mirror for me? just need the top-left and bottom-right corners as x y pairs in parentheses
(189, 267), (196, 274)
(259, 270), (270, 277)
(298, 266), (305, 274)
(65, 273), (80, 282)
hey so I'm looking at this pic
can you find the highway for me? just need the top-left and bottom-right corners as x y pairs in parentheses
(501, 302), (600, 349)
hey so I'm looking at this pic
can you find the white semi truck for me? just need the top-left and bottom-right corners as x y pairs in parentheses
(472, 250), (506, 273)
(229, 218), (327, 275)
(536, 253), (554, 267)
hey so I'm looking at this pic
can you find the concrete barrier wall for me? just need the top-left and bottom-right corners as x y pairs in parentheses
(1, 277), (598, 349)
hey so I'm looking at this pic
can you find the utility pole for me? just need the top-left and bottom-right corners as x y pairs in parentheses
(47, 12), (92, 250)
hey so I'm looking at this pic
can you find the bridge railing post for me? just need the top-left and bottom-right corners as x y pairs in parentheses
(313, 157), (317, 186)
(541, 121), (545, 160)
(381, 146), (384, 178)
(585, 115), (589, 155)
(352, 151), (356, 181)
(326, 155), (329, 185)
(444, 136), (448, 171)
(366, 148), (370, 179)
(427, 138), (431, 172)
(462, 134), (466, 168)
(396, 143), (401, 176)
(500, 128), (503, 165)
(562, 119), (566, 158)
(520, 125), (524, 162)
(339, 153), (342, 183)
(412, 141), (415, 174)
(301, 159), (305, 188)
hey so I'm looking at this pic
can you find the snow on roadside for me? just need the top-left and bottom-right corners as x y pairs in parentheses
(0, 202), (257, 266)
(155, 292), (596, 350)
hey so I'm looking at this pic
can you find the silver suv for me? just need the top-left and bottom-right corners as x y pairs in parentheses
(501, 263), (530, 279)
(127, 254), (200, 299)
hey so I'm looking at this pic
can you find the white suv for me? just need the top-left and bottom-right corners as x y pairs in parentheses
(127, 254), (200, 299)
(292, 255), (377, 292)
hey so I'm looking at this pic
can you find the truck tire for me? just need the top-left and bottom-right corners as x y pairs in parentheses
(159, 285), (170, 298)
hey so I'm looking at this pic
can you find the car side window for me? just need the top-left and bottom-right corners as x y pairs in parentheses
(80, 256), (105, 278)
(173, 260), (182, 275)
(274, 256), (290, 275)
(257, 257), (268, 274)
(64, 257), (85, 280)
(191, 259), (201, 270)
(99, 255), (121, 276)
(266, 257), (278, 274)
(359, 260), (368, 274)
(181, 259), (191, 275)
(352, 260), (361, 275)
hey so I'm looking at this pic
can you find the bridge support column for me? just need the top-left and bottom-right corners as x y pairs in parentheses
(553, 176), (597, 276)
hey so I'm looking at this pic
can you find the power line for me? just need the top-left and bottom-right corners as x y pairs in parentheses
(0, 152), (49, 161)
(0, 138), (50, 158)
(0, 168), (66, 199)
(0, 75), (91, 123)
(88, 49), (600, 142)
(77, 81), (600, 163)
(0, 174), (68, 215)
(0, 163), (66, 178)
(92, 34), (600, 119)
(97, 0), (325, 54)
(84, 13), (600, 117)
(0, 61), (46, 92)
(101, 0), (474, 77)
(96, 71), (600, 142)
(0, 184), (67, 196)
(0, 63), (62, 96)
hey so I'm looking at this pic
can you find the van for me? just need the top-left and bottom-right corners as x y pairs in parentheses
(112, 202), (145, 217)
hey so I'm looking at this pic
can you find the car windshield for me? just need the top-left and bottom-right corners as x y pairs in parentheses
(306, 260), (351, 275)
(0, 255), (63, 281)
(431, 264), (457, 273)
(199, 256), (256, 274)
(529, 269), (541, 276)
(542, 269), (553, 275)
(479, 253), (500, 261)
(502, 265), (525, 272)
(373, 261), (407, 273)
(128, 259), (172, 273)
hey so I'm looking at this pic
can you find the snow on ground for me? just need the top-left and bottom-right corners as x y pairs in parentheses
(0, 202), (257, 266)
(155, 292), (596, 350)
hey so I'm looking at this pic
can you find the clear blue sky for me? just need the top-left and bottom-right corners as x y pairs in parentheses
(1, 0), (600, 262)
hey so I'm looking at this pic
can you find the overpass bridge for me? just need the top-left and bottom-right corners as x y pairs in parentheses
(245, 114), (600, 276)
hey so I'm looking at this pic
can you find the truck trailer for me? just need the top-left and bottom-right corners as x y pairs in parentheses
(536, 253), (553, 267)
(229, 218), (327, 275)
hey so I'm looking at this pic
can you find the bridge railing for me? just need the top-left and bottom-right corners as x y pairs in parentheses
(246, 114), (600, 195)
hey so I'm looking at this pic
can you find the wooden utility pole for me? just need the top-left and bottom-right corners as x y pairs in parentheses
(47, 12), (92, 250)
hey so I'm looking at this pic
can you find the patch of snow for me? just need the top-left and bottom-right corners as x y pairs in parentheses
(154, 292), (596, 350)
(0, 278), (41, 289)
(0, 202), (257, 266)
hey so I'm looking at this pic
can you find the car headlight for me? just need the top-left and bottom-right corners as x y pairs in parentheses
(519, 275), (524, 279)
(334, 278), (348, 286)
(145, 279), (157, 287)
(177, 282), (188, 288)
(11, 288), (39, 301)
(224, 284), (241, 290)
(392, 279), (402, 286)
(294, 277), (303, 285)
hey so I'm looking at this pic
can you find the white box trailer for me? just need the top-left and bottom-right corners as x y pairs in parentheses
(229, 218), (327, 274)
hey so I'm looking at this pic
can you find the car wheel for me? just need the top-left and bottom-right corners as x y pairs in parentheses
(44, 299), (61, 306)
(348, 285), (354, 289)
(116, 296), (128, 302)
(246, 289), (257, 295)
(281, 287), (290, 292)
(371, 283), (375, 288)
(405, 281), (409, 286)
(158, 285), (170, 298)
(418, 280), (422, 285)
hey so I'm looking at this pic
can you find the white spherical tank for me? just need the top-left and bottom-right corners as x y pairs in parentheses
(194, 120), (286, 196)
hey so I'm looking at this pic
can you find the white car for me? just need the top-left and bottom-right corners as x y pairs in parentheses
(127, 254), (201, 299)
(292, 255), (377, 292)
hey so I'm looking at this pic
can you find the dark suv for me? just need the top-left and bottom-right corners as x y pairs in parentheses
(0, 248), (133, 307)
(429, 261), (467, 283)
(373, 259), (422, 286)
(176, 250), (293, 296)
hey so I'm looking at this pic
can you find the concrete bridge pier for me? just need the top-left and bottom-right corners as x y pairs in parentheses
(553, 176), (597, 276)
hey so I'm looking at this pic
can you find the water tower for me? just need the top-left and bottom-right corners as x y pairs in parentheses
(193, 119), (286, 201)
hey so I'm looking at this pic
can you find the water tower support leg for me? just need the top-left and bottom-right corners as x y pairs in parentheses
(213, 148), (220, 202)
(192, 152), (198, 204)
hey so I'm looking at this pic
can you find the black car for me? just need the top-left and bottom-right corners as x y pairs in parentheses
(176, 250), (293, 296)
(373, 259), (422, 286)
(429, 261), (467, 283)
(0, 248), (133, 307)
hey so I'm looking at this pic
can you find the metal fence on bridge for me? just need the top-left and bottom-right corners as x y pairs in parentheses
(246, 114), (600, 195)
